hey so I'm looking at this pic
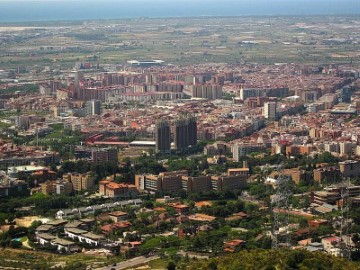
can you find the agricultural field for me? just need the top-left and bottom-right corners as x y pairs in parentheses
(1, 16), (360, 69)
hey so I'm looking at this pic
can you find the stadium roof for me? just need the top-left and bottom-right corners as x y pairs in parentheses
(127, 60), (165, 65)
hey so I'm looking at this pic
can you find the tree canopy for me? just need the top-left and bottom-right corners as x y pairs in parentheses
(187, 249), (360, 270)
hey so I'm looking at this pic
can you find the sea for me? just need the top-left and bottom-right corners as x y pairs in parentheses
(0, 0), (359, 23)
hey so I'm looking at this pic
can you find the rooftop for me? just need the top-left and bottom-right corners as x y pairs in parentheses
(127, 60), (165, 65)
(109, 211), (128, 217)
(65, 227), (87, 235)
(52, 238), (76, 246)
(37, 233), (56, 241)
(188, 213), (216, 222)
(82, 232), (105, 240)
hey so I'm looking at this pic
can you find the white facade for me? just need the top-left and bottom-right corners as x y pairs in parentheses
(64, 228), (103, 246)
(36, 234), (55, 245)
(321, 237), (340, 253)
(356, 145), (360, 156)
(263, 102), (277, 120)
(324, 142), (340, 153)
(339, 142), (353, 155)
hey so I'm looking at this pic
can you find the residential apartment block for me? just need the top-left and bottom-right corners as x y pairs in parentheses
(135, 170), (247, 193)
(339, 160), (360, 178)
(99, 180), (138, 198)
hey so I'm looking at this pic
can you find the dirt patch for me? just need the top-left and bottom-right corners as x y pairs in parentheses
(14, 216), (50, 227)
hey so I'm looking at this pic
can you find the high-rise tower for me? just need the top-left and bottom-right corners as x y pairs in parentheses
(263, 101), (277, 120)
(187, 116), (197, 147)
(155, 120), (171, 153)
(85, 100), (101, 116)
(174, 116), (197, 150)
(174, 119), (187, 150)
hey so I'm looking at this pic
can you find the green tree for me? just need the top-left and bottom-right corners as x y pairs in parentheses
(167, 261), (176, 270)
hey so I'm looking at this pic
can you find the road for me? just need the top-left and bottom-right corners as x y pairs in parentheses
(96, 255), (159, 270)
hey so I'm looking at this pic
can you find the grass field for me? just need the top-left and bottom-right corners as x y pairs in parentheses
(146, 259), (168, 269)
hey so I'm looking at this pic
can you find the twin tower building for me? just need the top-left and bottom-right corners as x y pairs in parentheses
(155, 116), (197, 153)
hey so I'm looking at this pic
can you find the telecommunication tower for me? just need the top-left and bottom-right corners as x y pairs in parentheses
(339, 178), (352, 260)
(272, 163), (292, 249)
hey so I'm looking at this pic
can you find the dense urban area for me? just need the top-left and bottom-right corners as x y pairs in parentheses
(0, 15), (360, 269)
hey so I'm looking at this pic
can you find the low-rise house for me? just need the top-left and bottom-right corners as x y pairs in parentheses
(188, 213), (216, 222)
(35, 224), (53, 234)
(294, 227), (316, 238)
(169, 203), (190, 215)
(101, 221), (132, 234)
(64, 226), (105, 247)
(81, 232), (105, 246)
(108, 211), (128, 223)
(64, 227), (88, 240)
(305, 242), (324, 252)
(97, 213), (114, 222)
(64, 221), (83, 229)
(51, 238), (79, 252)
(153, 207), (167, 212)
(308, 219), (328, 228)
(101, 224), (116, 235)
(224, 239), (246, 252)
(36, 233), (56, 245)
(298, 238), (312, 246)
(225, 212), (248, 222)
(194, 201), (213, 209)
(321, 236), (340, 253)
(46, 220), (68, 231)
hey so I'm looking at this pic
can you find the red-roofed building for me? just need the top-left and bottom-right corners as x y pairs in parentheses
(108, 211), (128, 222)
(101, 221), (132, 234)
(321, 236), (340, 253)
(224, 239), (246, 252)
(32, 169), (57, 183)
(308, 219), (328, 228)
(194, 201), (213, 209)
(153, 207), (166, 212)
(169, 203), (190, 214)
(99, 180), (138, 198)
